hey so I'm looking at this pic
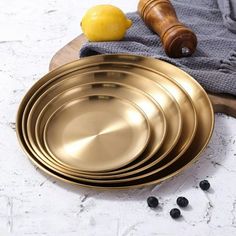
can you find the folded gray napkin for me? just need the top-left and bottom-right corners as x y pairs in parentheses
(80, 0), (236, 96)
(218, 0), (236, 33)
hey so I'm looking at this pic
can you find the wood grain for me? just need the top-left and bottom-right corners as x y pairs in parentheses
(49, 34), (236, 118)
(138, 0), (197, 58)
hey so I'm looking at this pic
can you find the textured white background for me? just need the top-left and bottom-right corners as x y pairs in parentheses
(0, 0), (236, 235)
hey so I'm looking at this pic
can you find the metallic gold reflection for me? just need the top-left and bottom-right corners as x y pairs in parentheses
(43, 95), (150, 172)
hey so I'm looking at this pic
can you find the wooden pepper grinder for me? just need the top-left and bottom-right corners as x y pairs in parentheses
(138, 0), (197, 58)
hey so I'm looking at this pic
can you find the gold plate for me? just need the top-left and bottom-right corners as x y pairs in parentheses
(35, 83), (166, 172)
(26, 69), (182, 176)
(16, 55), (214, 188)
(42, 95), (150, 172)
(31, 65), (195, 180)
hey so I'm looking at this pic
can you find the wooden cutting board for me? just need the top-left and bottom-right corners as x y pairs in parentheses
(49, 34), (236, 118)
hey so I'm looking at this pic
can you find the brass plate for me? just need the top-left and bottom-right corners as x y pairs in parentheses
(26, 69), (182, 176)
(42, 95), (150, 172)
(16, 55), (214, 188)
(31, 66), (196, 180)
(35, 83), (166, 172)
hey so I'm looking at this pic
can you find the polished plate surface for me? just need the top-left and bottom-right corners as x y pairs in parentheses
(30, 66), (196, 180)
(26, 69), (182, 176)
(43, 95), (150, 172)
(35, 83), (166, 173)
(16, 54), (214, 188)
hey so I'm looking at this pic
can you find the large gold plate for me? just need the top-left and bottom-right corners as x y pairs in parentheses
(43, 95), (150, 172)
(16, 54), (214, 189)
(35, 83), (167, 173)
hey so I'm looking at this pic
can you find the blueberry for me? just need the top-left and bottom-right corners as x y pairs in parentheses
(199, 180), (210, 191)
(170, 208), (181, 219)
(176, 197), (189, 208)
(147, 196), (159, 208)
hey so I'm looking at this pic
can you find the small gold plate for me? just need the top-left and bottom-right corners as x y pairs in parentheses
(35, 83), (167, 172)
(43, 95), (150, 172)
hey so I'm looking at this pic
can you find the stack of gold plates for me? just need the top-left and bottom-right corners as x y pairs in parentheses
(16, 54), (214, 189)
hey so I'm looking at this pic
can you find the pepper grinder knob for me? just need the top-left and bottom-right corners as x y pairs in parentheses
(138, 0), (197, 58)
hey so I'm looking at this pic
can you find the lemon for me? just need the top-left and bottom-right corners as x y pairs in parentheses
(81, 5), (132, 42)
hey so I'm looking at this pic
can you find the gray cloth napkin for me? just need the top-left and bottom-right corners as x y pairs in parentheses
(80, 0), (236, 96)
(218, 0), (236, 33)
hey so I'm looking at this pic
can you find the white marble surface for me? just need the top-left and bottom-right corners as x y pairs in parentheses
(1, 0), (236, 235)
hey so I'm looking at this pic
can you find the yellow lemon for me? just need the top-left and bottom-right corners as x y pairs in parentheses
(81, 5), (132, 42)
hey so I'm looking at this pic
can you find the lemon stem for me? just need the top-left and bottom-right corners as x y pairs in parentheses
(126, 19), (132, 29)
